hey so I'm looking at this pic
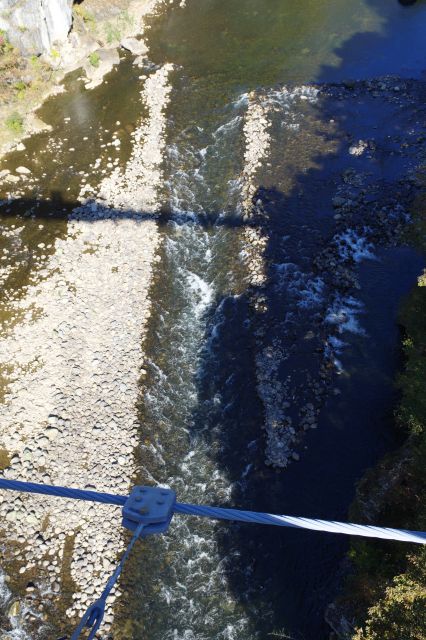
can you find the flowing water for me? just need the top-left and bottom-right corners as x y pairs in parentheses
(1, 0), (426, 639)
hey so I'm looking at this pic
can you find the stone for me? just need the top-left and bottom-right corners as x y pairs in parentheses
(46, 426), (61, 440)
(0, 64), (171, 624)
(349, 140), (368, 156)
(61, 31), (99, 70)
(83, 48), (120, 90)
(16, 166), (31, 174)
(51, 580), (60, 593)
(133, 55), (147, 67)
(120, 37), (148, 56)
(8, 600), (20, 617)
(5, 175), (20, 184)
(332, 196), (346, 208)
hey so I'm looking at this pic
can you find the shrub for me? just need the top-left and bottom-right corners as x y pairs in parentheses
(119, 9), (135, 28)
(0, 29), (13, 55)
(88, 51), (100, 68)
(14, 80), (27, 98)
(105, 22), (121, 44)
(73, 4), (96, 30)
(354, 551), (426, 640)
(5, 112), (24, 134)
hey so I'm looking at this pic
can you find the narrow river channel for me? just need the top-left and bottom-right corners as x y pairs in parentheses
(1, 0), (426, 639)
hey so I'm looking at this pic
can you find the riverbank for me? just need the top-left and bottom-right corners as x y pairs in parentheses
(0, 0), (168, 159)
(0, 60), (171, 640)
(326, 183), (426, 639)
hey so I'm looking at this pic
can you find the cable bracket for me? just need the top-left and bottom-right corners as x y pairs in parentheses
(122, 485), (176, 537)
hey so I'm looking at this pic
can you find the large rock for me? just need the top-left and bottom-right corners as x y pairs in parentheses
(0, 0), (73, 55)
(60, 30), (99, 70)
(120, 36), (148, 56)
(82, 47), (120, 90)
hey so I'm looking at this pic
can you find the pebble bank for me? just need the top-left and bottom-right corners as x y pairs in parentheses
(0, 63), (172, 636)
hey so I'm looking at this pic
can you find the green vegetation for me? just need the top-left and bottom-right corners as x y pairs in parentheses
(88, 51), (100, 68)
(119, 9), (135, 29)
(0, 28), (13, 55)
(104, 21), (121, 45)
(73, 4), (96, 30)
(29, 53), (41, 70)
(14, 79), (28, 99)
(73, 4), (135, 45)
(343, 189), (426, 639)
(1, 39), (53, 142)
(354, 552), (426, 640)
(0, 29), (8, 52)
(5, 111), (24, 134)
(103, 9), (136, 45)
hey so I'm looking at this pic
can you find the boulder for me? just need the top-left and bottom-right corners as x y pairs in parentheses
(83, 48), (120, 90)
(60, 31), (99, 71)
(8, 600), (20, 617)
(133, 54), (147, 68)
(120, 37), (148, 56)
(5, 174), (20, 184)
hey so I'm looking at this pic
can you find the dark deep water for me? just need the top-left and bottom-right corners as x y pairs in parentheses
(1, 0), (426, 639)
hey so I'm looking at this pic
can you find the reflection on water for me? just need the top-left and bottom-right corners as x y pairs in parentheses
(145, 0), (426, 88)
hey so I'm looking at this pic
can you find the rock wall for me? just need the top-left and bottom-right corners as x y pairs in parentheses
(0, 0), (73, 55)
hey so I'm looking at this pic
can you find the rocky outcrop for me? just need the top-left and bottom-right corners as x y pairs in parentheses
(120, 36), (148, 56)
(0, 0), (73, 55)
(82, 47), (120, 90)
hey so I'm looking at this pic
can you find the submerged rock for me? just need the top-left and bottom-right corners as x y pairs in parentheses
(348, 140), (368, 156)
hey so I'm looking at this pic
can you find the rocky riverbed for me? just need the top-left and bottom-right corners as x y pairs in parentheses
(0, 0), (425, 634)
(0, 61), (171, 638)
(239, 76), (425, 470)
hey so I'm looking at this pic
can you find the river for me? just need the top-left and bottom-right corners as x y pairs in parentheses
(1, 0), (426, 639)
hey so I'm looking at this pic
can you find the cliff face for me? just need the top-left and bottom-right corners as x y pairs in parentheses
(0, 0), (73, 55)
